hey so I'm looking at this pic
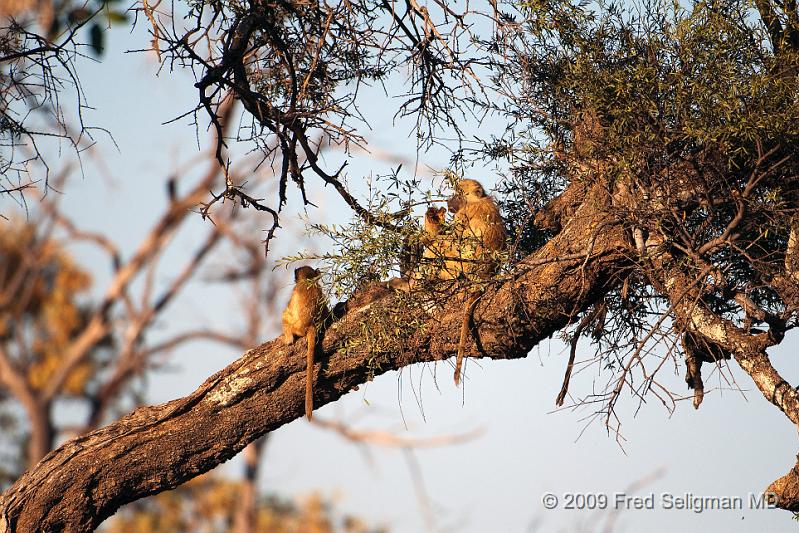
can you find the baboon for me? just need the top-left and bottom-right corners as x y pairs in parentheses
(282, 266), (329, 420)
(446, 179), (506, 279)
(420, 206), (451, 279)
(446, 179), (507, 384)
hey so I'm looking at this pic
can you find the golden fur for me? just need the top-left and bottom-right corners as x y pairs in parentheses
(445, 179), (506, 279)
(282, 266), (329, 420)
(446, 179), (506, 384)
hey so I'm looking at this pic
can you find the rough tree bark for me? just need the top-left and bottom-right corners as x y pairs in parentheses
(0, 185), (629, 532)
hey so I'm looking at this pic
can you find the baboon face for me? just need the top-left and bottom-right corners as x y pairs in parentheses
(425, 206), (446, 225)
(294, 266), (321, 282)
(447, 193), (464, 214)
(447, 179), (486, 214)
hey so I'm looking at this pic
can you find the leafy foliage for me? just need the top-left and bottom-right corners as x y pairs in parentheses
(0, 223), (103, 397)
(280, 172), (453, 299)
(484, 0), (799, 330)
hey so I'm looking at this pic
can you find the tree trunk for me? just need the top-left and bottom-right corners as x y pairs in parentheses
(25, 400), (53, 469)
(232, 436), (267, 533)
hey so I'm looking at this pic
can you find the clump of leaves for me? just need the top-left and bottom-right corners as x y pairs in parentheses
(280, 171), (454, 302)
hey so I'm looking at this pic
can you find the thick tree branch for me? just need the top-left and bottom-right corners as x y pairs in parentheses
(0, 186), (630, 532)
(645, 234), (799, 510)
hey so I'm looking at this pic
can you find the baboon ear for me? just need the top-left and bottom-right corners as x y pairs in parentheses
(438, 207), (446, 215)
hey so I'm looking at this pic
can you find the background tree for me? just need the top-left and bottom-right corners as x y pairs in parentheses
(106, 472), (386, 533)
(3, 0), (799, 531)
(0, 94), (301, 527)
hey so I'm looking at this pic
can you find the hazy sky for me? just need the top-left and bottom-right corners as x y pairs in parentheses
(34, 15), (799, 533)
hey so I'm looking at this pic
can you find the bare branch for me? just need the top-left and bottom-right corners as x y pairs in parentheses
(312, 417), (483, 448)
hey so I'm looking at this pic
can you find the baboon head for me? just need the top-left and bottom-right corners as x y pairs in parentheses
(447, 179), (486, 214)
(425, 206), (446, 227)
(294, 266), (321, 282)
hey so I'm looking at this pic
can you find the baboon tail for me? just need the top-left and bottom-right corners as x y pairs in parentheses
(454, 293), (480, 385)
(305, 328), (315, 420)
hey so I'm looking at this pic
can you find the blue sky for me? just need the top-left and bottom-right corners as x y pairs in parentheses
(19, 14), (799, 533)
